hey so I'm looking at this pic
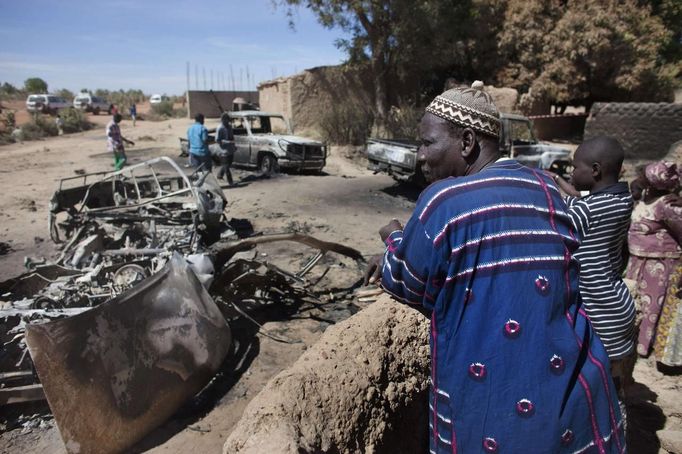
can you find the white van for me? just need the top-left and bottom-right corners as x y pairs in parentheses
(150, 94), (169, 105)
(73, 93), (110, 115)
(26, 94), (70, 114)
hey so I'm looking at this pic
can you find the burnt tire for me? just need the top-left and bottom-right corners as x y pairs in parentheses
(259, 153), (277, 175)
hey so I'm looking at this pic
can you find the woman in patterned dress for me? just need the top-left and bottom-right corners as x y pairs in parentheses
(626, 161), (682, 364)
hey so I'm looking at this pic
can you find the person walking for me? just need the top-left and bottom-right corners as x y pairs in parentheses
(366, 82), (624, 453)
(106, 113), (134, 171)
(129, 103), (137, 127)
(215, 112), (235, 185)
(55, 114), (64, 136)
(187, 113), (211, 171)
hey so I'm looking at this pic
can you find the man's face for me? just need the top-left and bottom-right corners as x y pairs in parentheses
(417, 113), (465, 183)
(570, 146), (594, 191)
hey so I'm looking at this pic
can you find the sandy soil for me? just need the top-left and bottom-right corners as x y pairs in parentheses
(0, 119), (680, 453)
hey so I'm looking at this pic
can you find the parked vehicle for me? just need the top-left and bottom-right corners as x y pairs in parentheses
(179, 111), (327, 174)
(150, 94), (169, 105)
(367, 113), (572, 186)
(25, 94), (70, 115)
(73, 93), (110, 115)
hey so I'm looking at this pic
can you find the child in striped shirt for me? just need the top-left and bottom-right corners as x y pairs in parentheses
(554, 136), (637, 399)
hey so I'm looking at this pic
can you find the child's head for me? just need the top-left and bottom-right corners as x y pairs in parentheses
(570, 136), (624, 191)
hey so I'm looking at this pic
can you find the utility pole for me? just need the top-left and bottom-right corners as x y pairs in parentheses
(195, 64), (199, 90)
(203, 67), (206, 90)
(210, 69), (214, 89)
(186, 61), (190, 93)
(230, 65), (235, 92)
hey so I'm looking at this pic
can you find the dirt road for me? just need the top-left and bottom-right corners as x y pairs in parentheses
(0, 118), (680, 453)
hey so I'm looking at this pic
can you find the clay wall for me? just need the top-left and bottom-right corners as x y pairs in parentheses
(584, 103), (682, 160)
(187, 90), (259, 118)
(259, 65), (373, 136)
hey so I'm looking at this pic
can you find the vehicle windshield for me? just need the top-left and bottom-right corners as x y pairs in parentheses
(247, 116), (269, 134)
(229, 117), (248, 135)
(28, 95), (44, 102)
(48, 96), (59, 102)
(269, 116), (289, 134)
(509, 119), (537, 145)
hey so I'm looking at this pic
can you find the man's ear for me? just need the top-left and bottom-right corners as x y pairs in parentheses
(591, 162), (602, 180)
(461, 128), (476, 158)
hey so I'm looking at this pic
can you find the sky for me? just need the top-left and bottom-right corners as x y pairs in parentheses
(0, 0), (346, 95)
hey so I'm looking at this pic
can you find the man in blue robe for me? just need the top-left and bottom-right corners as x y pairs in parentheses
(366, 82), (625, 453)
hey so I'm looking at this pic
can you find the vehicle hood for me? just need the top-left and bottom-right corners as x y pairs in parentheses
(366, 140), (418, 169)
(514, 143), (571, 168)
(256, 134), (324, 146)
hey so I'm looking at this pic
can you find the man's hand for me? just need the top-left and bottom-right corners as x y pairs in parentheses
(363, 254), (383, 286)
(124, 138), (135, 146)
(379, 219), (403, 242)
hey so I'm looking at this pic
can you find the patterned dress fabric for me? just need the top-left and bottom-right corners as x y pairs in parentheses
(626, 194), (682, 357)
(565, 184), (637, 360)
(381, 160), (624, 453)
(653, 262), (682, 366)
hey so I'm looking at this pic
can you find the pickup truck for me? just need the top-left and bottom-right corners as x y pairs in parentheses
(367, 113), (571, 185)
(180, 111), (327, 174)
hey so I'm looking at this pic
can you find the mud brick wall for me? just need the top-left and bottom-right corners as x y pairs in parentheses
(224, 294), (431, 454)
(258, 65), (373, 137)
(584, 103), (682, 160)
(187, 91), (259, 119)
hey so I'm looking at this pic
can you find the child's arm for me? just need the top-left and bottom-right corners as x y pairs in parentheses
(550, 173), (581, 197)
(565, 197), (592, 242)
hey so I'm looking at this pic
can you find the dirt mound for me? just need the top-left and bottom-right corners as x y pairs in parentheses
(223, 294), (430, 454)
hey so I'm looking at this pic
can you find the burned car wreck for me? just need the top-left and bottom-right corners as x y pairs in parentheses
(1, 157), (363, 453)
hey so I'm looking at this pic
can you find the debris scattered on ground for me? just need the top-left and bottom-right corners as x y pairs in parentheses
(1, 157), (366, 452)
(18, 199), (36, 212)
(0, 242), (12, 255)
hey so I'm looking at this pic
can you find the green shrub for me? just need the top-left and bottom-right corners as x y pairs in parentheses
(21, 114), (58, 140)
(147, 101), (187, 121)
(150, 100), (174, 117)
(174, 106), (188, 118)
(319, 103), (374, 145)
(2, 111), (15, 129)
(58, 108), (93, 133)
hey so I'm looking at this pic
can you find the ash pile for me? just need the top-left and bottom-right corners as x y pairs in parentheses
(0, 157), (365, 453)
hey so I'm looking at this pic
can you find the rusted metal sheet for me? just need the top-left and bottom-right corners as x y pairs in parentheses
(25, 253), (231, 453)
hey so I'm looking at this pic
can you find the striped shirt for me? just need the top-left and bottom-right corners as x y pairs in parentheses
(566, 182), (636, 360)
(381, 160), (624, 453)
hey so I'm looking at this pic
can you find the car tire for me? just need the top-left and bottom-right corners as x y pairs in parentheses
(259, 153), (277, 175)
(93, 107), (100, 115)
